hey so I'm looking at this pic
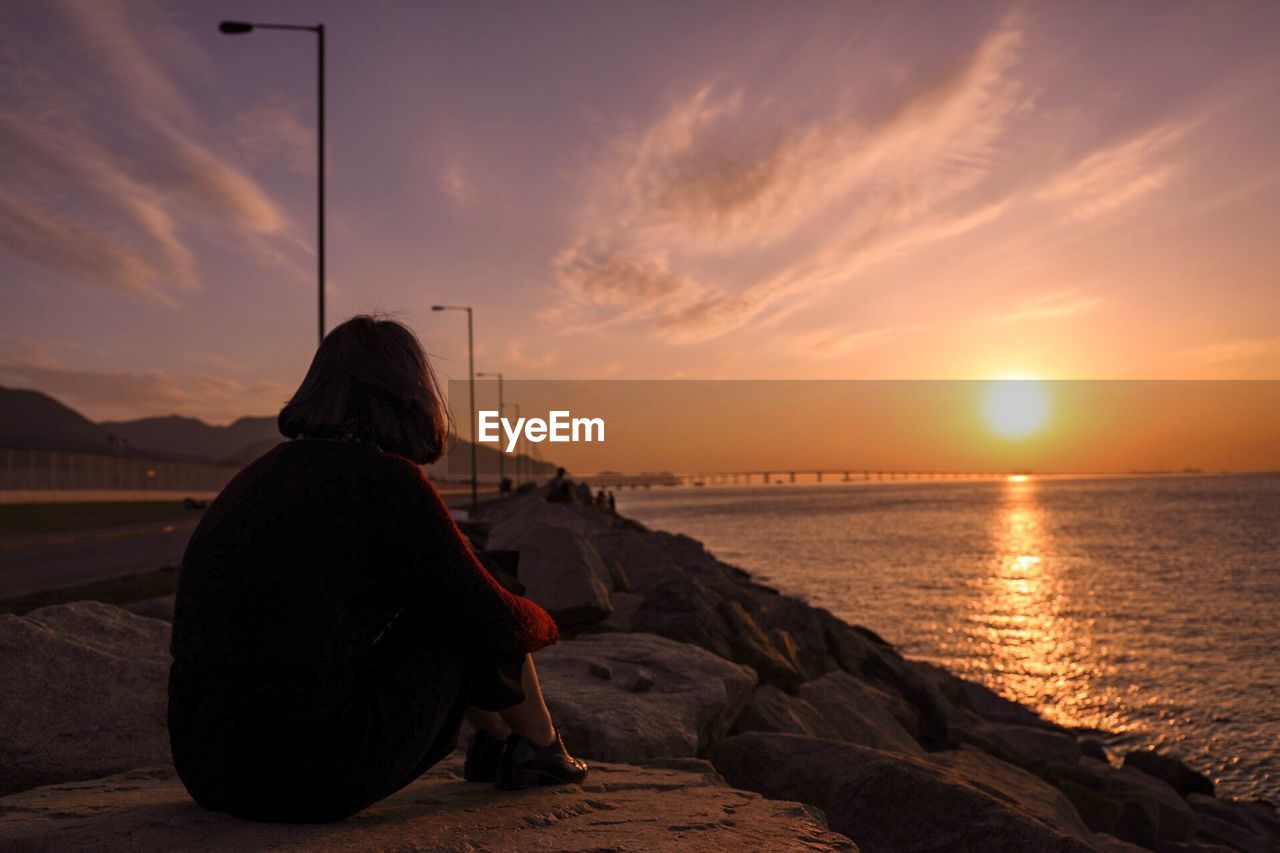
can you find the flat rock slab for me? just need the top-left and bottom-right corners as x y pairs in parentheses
(0, 757), (856, 852)
(537, 632), (757, 763)
(0, 601), (171, 795)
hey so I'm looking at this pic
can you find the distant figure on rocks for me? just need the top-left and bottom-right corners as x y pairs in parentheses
(608, 491), (617, 513)
(544, 467), (573, 503)
(594, 489), (608, 510)
(168, 315), (587, 824)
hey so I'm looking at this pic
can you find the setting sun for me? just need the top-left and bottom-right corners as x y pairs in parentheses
(983, 380), (1050, 439)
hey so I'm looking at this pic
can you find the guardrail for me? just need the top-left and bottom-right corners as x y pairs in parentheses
(0, 447), (239, 493)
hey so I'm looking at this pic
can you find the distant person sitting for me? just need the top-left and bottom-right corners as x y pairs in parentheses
(544, 467), (573, 503)
(499, 475), (513, 495)
(594, 489), (608, 510)
(607, 491), (617, 513)
(167, 315), (586, 824)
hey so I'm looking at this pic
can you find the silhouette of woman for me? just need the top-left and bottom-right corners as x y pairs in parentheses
(167, 315), (586, 823)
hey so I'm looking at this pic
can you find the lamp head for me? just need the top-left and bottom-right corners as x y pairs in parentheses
(431, 305), (445, 311)
(219, 21), (254, 34)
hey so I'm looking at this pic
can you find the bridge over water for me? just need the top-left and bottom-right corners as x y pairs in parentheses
(586, 470), (1017, 489)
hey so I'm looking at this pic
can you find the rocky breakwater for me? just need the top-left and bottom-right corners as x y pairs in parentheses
(478, 487), (1280, 853)
(2, 486), (1277, 852)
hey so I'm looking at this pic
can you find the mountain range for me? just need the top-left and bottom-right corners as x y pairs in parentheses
(0, 385), (556, 477)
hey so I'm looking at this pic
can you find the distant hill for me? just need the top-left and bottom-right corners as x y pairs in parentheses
(100, 415), (280, 463)
(2, 385), (560, 477)
(0, 386), (122, 453)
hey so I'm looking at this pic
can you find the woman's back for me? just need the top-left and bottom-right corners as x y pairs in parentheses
(172, 439), (409, 668)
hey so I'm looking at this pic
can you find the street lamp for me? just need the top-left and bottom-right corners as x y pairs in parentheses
(432, 305), (476, 512)
(477, 371), (504, 491)
(507, 403), (522, 486)
(219, 19), (326, 348)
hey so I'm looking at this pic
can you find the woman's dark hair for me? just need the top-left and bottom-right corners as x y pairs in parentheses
(278, 315), (450, 464)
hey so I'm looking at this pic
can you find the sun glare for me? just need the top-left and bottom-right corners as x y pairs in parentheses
(983, 380), (1049, 439)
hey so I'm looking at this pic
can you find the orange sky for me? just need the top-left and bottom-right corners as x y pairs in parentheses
(444, 380), (1280, 475)
(2, 2), (1280, 428)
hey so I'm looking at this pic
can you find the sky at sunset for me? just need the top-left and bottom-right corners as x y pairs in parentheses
(3, 0), (1280, 426)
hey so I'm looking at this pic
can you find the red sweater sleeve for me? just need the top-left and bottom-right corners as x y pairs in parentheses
(382, 456), (559, 654)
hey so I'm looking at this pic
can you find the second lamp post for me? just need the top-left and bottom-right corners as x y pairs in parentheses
(432, 305), (477, 512)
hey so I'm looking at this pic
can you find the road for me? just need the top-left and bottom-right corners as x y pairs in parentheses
(0, 490), (501, 601)
(0, 518), (200, 600)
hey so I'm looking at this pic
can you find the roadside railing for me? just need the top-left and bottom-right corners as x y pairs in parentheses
(0, 447), (239, 493)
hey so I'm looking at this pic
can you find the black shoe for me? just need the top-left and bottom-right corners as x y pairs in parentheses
(497, 730), (589, 790)
(464, 728), (506, 783)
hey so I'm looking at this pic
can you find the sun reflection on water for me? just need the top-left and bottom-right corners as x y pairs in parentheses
(972, 477), (1123, 733)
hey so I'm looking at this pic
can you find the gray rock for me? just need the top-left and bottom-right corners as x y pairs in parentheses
(962, 717), (1083, 773)
(0, 602), (171, 795)
(1124, 749), (1214, 798)
(589, 526), (686, 594)
(486, 516), (614, 628)
(916, 660), (1059, 731)
(124, 594), (176, 622)
(0, 756), (857, 851)
(1094, 833), (1152, 852)
(1044, 757), (1199, 848)
(537, 632), (756, 764)
(595, 591), (644, 632)
(796, 672), (925, 756)
(925, 746), (1094, 845)
(1186, 793), (1280, 853)
(735, 685), (843, 740)
(629, 669), (655, 693)
(630, 571), (804, 689)
(712, 732), (1096, 853)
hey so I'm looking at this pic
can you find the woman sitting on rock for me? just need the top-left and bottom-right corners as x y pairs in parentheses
(167, 315), (587, 823)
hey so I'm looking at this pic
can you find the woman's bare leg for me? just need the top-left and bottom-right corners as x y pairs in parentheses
(464, 708), (507, 738)
(497, 655), (556, 747)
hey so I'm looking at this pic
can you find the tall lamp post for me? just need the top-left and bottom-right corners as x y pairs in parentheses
(509, 403), (521, 486)
(432, 305), (476, 512)
(219, 19), (326, 348)
(477, 371), (504, 491)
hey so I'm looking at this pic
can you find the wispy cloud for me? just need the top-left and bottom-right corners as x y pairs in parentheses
(1037, 122), (1193, 221)
(0, 337), (290, 424)
(234, 102), (316, 175)
(990, 290), (1101, 326)
(0, 0), (302, 301)
(1178, 336), (1280, 378)
(552, 16), (1028, 344)
(790, 325), (906, 360)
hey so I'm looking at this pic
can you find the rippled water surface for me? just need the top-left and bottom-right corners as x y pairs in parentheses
(617, 473), (1280, 802)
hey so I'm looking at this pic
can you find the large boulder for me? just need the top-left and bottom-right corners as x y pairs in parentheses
(1123, 749), (1214, 798)
(796, 672), (925, 757)
(487, 516), (614, 628)
(588, 525), (686, 594)
(0, 602), (171, 795)
(1044, 757), (1199, 849)
(960, 718), (1083, 773)
(712, 732), (1097, 853)
(734, 685), (843, 740)
(0, 756), (857, 851)
(630, 572), (804, 689)
(925, 746), (1095, 845)
(1186, 794), (1280, 853)
(536, 632), (756, 763)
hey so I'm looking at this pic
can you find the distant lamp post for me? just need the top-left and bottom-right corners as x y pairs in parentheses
(477, 371), (504, 491)
(507, 403), (522, 486)
(432, 305), (477, 512)
(218, 19), (327, 348)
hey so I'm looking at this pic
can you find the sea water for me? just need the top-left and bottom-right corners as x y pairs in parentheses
(617, 473), (1280, 802)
